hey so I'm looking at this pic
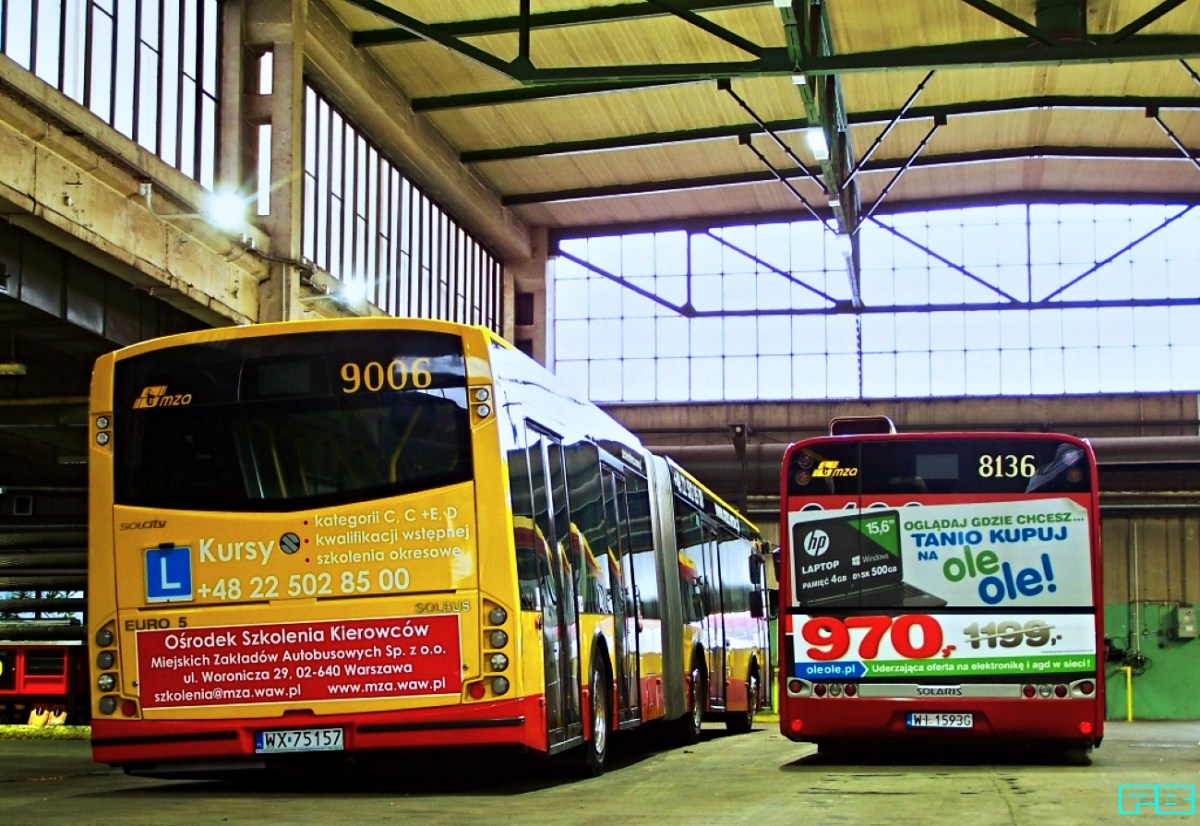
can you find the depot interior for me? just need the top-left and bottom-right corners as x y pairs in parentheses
(0, 1), (1198, 725)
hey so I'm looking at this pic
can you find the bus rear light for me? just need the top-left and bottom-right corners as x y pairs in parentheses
(96, 650), (116, 669)
(121, 700), (138, 717)
(1038, 684), (1052, 699)
(843, 683), (858, 697)
(1075, 680), (1096, 696)
(95, 627), (114, 647)
(491, 677), (510, 696)
(786, 679), (805, 696)
(472, 386), (494, 419)
(1054, 684), (1068, 698)
(789, 719), (803, 734)
(828, 684), (842, 697)
(1079, 721), (1093, 735)
(487, 606), (507, 626)
(813, 684), (827, 697)
(489, 630), (508, 648)
(1022, 684), (1037, 698)
(97, 673), (117, 692)
(468, 683), (487, 700)
(98, 696), (117, 715)
(489, 653), (509, 672)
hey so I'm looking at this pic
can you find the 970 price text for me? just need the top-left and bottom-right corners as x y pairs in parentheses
(801, 614), (943, 661)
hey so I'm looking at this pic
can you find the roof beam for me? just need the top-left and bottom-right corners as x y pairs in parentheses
(345, 0), (785, 85)
(350, 0), (766, 46)
(644, 0), (766, 58)
(800, 36), (1200, 75)
(461, 95), (1200, 162)
(413, 80), (685, 112)
(956, 0), (1062, 46)
(502, 144), (1197, 205)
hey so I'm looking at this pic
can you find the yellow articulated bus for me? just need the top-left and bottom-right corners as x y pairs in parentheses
(87, 318), (770, 777)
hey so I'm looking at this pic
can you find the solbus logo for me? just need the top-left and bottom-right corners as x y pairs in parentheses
(133, 386), (193, 409)
(812, 460), (857, 478)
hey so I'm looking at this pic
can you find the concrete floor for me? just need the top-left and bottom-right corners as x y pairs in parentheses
(0, 719), (1196, 825)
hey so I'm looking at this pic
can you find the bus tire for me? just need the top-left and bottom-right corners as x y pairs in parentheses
(582, 659), (610, 777)
(1060, 741), (1091, 766)
(725, 667), (758, 734)
(674, 666), (705, 745)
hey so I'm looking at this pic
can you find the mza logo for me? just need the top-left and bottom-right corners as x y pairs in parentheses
(812, 460), (857, 478)
(133, 385), (192, 409)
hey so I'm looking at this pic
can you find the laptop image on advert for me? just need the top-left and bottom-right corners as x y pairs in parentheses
(792, 509), (946, 609)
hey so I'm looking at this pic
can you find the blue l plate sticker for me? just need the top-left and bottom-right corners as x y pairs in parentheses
(145, 546), (193, 603)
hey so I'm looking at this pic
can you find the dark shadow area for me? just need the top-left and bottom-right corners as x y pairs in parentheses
(88, 724), (744, 798)
(781, 738), (1094, 770)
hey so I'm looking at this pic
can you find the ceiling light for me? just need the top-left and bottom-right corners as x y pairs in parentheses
(0, 362), (27, 376)
(805, 128), (829, 161)
(791, 72), (806, 86)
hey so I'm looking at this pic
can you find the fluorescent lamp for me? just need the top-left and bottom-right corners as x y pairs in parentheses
(791, 72), (806, 86)
(805, 127), (829, 161)
(773, 0), (792, 7)
(0, 362), (27, 376)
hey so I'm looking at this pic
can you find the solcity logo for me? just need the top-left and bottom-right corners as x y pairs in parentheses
(802, 529), (830, 557)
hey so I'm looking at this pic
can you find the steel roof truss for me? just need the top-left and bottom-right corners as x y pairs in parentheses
(856, 115), (945, 229)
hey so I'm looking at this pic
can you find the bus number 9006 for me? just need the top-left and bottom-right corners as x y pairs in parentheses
(340, 359), (432, 394)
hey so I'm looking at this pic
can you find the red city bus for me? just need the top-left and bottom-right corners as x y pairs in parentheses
(778, 419), (1103, 760)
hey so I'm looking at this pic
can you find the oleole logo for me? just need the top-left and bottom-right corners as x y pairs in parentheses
(812, 460), (858, 478)
(133, 385), (193, 409)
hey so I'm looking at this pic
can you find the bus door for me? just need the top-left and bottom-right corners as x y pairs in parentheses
(603, 468), (640, 724)
(526, 424), (583, 749)
(700, 520), (728, 712)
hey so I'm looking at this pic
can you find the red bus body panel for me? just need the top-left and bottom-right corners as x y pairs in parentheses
(778, 431), (1105, 749)
(91, 695), (547, 767)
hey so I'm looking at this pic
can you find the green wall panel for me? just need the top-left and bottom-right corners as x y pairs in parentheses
(1104, 602), (1200, 720)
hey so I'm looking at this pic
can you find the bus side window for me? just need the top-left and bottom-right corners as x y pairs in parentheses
(507, 436), (541, 611)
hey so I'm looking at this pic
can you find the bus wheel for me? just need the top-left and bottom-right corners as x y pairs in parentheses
(725, 670), (758, 734)
(1061, 742), (1091, 766)
(675, 667), (705, 745)
(582, 660), (610, 777)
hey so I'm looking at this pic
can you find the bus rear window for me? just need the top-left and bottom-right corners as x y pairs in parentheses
(787, 437), (1092, 497)
(111, 330), (473, 512)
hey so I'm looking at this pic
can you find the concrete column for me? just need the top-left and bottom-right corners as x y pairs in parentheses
(245, 0), (306, 322)
(506, 226), (550, 364)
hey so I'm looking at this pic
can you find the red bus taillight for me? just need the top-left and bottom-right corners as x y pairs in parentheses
(1054, 684), (1068, 698)
(1077, 680), (1096, 696)
(813, 684), (827, 697)
(1022, 684), (1037, 698)
(843, 683), (858, 697)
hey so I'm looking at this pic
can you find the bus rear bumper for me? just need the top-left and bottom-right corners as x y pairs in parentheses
(780, 697), (1104, 746)
(91, 695), (547, 772)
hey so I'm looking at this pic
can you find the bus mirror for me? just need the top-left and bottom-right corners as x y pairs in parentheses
(749, 555), (763, 586)
(750, 590), (765, 619)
